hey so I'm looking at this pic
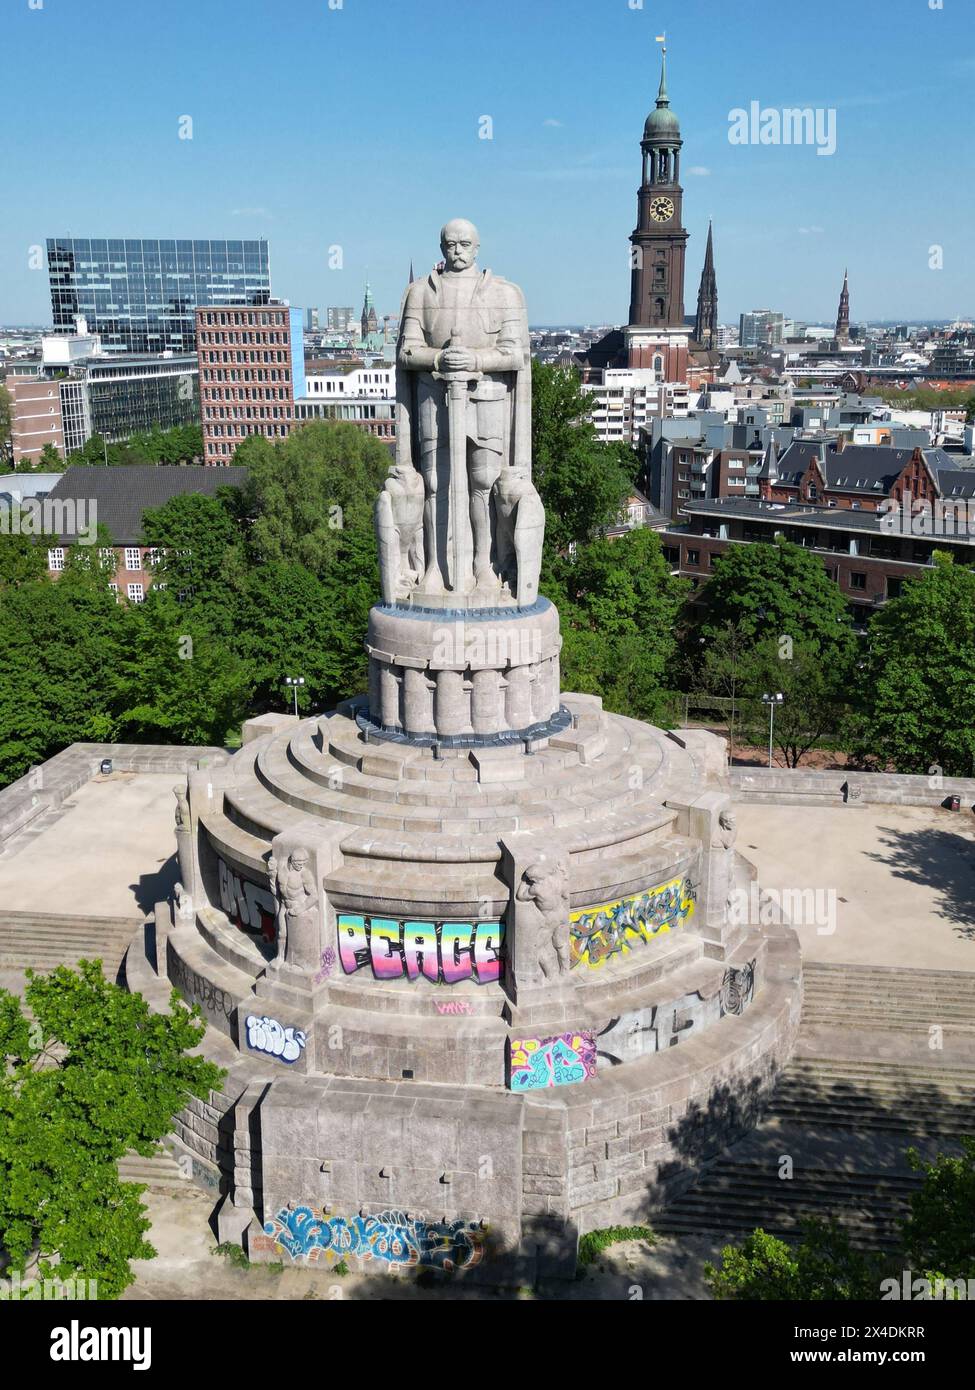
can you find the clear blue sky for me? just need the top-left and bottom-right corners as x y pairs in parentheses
(2, 0), (972, 327)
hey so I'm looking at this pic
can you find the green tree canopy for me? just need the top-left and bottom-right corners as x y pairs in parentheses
(530, 361), (634, 553)
(0, 960), (223, 1299)
(854, 552), (975, 775)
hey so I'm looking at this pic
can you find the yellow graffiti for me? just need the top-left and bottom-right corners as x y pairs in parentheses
(569, 875), (695, 969)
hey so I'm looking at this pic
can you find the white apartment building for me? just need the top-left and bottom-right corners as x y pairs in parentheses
(582, 368), (691, 445)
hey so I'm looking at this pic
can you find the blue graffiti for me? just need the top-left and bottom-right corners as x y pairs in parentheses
(264, 1206), (485, 1270)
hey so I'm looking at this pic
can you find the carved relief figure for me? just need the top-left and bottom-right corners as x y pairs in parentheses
(267, 847), (319, 964)
(492, 463), (544, 606)
(516, 859), (569, 979)
(375, 462), (425, 603)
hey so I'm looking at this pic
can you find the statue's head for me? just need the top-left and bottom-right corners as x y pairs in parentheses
(440, 218), (479, 272)
(290, 847), (310, 870)
(719, 809), (736, 832)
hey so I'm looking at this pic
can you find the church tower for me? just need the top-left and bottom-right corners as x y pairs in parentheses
(835, 269), (850, 342)
(694, 220), (718, 350)
(625, 47), (690, 376)
(361, 281), (379, 341)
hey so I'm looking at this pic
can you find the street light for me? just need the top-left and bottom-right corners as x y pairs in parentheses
(761, 691), (784, 769)
(285, 675), (305, 718)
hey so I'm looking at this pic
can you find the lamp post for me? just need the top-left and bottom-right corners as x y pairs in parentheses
(285, 675), (305, 718)
(761, 691), (784, 769)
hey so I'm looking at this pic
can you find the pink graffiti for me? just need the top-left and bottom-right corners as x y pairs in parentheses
(435, 1000), (473, 1015)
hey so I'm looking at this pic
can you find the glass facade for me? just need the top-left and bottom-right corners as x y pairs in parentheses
(85, 355), (200, 440)
(47, 238), (271, 355)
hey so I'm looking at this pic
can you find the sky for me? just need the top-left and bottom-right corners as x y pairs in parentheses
(2, 0), (973, 328)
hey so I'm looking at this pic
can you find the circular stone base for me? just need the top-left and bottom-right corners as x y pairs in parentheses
(355, 698), (573, 748)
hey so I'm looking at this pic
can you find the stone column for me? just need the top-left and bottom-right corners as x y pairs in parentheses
(402, 665), (435, 735)
(379, 663), (401, 729)
(504, 664), (532, 731)
(435, 669), (466, 738)
(471, 668), (502, 736)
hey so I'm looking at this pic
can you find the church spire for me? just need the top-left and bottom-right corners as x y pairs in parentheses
(835, 268), (850, 341)
(694, 220), (718, 349)
(657, 45), (669, 106)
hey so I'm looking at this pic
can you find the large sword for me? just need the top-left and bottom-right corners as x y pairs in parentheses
(433, 327), (480, 595)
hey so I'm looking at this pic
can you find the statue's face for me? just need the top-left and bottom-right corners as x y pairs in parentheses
(440, 220), (479, 272)
(291, 850), (309, 870)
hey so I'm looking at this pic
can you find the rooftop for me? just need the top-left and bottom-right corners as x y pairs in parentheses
(47, 464), (249, 545)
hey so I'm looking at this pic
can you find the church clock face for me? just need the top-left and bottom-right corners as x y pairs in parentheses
(649, 196), (675, 223)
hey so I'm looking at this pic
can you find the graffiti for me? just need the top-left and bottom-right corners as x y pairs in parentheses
(218, 857), (276, 944)
(314, 946), (336, 984)
(435, 1000), (473, 1015)
(263, 1206), (485, 1270)
(245, 1014), (306, 1064)
(569, 875), (695, 970)
(168, 946), (235, 1020)
(509, 1032), (597, 1091)
(720, 959), (756, 1016)
(338, 914), (503, 985)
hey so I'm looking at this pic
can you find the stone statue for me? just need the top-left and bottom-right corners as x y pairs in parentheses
(393, 217), (532, 601)
(492, 464), (544, 607)
(375, 462), (425, 604)
(516, 859), (569, 980)
(713, 807), (737, 852)
(267, 847), (319, 965)
(173, 784), (195, 917)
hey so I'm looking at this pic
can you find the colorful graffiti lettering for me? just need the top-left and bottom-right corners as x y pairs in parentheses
(435, 1000), (474, 1015)
(509, 1032), (597, 1091)
(337, 914), (503, 985)
(245, 1014), (306, 1064)
(263, 1206), (485, 1270)
(218, 858), (276, 944)
(569, 875), (695, 970)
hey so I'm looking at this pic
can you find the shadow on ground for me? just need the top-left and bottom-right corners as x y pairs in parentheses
(865, 825), (975, 938)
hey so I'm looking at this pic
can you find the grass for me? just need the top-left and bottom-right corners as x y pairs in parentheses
(578, 1225), (657, 1270)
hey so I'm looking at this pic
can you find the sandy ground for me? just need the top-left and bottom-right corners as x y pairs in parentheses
(121, 1186), (718, 1302)
(0, 772), (179, 918)
(735, 802), (975, 971)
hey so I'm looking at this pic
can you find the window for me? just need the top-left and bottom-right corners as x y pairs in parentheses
(127, 583), (145, 603)
(850, 572), (867, 590)
(886, 577), (902, 599)
(124, 547), (141, 571)
(108, 583), (119, 600)
(687, 549), (700, 565)
(48, 547), (65, 571)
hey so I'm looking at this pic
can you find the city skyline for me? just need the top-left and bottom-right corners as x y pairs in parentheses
(3, 0), (973, 328)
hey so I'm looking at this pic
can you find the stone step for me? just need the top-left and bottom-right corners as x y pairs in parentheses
(0, 913), (141, 973)
(118, 1148), (186, 1189)
(653, 1163), (918, 1249)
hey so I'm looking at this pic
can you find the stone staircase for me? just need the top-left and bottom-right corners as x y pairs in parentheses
(802, 961), (975, 1036)
(0, 911), (142, 977)
(118, 1147), (187, 1190)
(653, 963), (975, 1251)
(653, 1152), (918, 1249)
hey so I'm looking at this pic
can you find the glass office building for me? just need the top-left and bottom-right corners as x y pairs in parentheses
(47, 238), (271, 355)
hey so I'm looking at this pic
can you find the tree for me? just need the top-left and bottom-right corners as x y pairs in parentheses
(0, 384), (12, 465)
(695, 537), (855, 661)
(0, 960), (223, 1300)
(854, 553), (975, 775)
(902, 1138), (975, 1285)
(38, 442), (64, 471)
(735, 637), (847, 768)
(112, 591), (249, 747)
(705, 1222), (888, 1301)
(530, 361), (634, 552)
(545, 527), (688, 724)
(234, 421), (388, 577)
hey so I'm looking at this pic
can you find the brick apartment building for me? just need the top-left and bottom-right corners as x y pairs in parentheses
(196, 302), (302, 464)
(662, 437), (975, 624)
(43, 464), (248, 600)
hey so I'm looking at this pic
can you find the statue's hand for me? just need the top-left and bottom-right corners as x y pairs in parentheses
(441, 346), (477, 372)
